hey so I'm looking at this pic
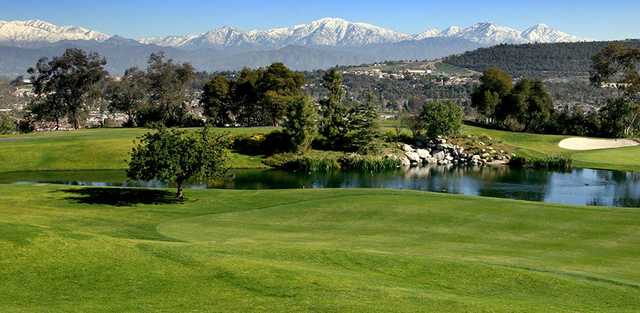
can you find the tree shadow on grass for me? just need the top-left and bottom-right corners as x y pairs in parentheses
(61, 188), (179, 206)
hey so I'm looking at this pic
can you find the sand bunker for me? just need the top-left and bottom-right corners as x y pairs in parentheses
(558, 137), (639, 151)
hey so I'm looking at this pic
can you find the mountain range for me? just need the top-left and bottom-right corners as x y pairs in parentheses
(0, 17), (585, 76)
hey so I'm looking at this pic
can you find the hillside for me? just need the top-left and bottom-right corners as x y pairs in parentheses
(444, 39), (640, 77)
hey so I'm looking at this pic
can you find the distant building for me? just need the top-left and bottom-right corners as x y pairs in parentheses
(405, 69), (432, 75)
(600, 82), (631, 89)
(12, 78), (34, 98)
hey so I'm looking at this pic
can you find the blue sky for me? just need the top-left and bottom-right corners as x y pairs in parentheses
(1, 0), (638, 40)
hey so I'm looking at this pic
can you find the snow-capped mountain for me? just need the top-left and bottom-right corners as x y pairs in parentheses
(413, 28), (441, 40)
(281, 17), (411, 46)
(139, 19), (581, 49)
(141, 18), (412, 49)
(0, 18), (582, 50)
(440, 26), (463, 37)
(445, 22), (526, 44)
(139, 35), (198, 47)
(0, 20), (108, 46)
(521, 24), (581, 43)
(0, 18), (590, 75)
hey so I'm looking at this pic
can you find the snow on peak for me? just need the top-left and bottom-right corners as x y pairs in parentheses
(0, 18), (582, 49)
(521, 23), (581, 43)
(0, 19), (109, 45)
(452, 22), (525, 44)
(413, 28), (441, 40)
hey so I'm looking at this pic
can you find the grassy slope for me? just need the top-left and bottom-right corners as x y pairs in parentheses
(463, 125), (640, 172)
(0, 127), (274, 172)
(0, 184), (639, 312)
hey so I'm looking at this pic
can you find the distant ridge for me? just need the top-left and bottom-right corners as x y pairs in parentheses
(445, 40), (640, 77)
(0, 18), (591, 76)
(0, 18), (583, 49)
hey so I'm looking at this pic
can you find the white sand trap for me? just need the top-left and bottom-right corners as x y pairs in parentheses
(558, 137), (640, 151)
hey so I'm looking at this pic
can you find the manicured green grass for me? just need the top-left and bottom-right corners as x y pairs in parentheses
(0, 127), (275, 172)
(463, 125), (640, 171)
(1, 124), (638, 173)
(0, 184), (639, 312)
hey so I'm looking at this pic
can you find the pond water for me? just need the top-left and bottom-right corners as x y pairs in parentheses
(1, 166), (639, 208)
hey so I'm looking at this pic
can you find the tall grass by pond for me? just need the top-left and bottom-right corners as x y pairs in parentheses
(264, 152), (401, 173)
(510, 155), (573, 170)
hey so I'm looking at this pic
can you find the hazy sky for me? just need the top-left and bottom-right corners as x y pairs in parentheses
(1, 0), (638, 40)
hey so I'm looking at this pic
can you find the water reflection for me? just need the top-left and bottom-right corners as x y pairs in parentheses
(0, 166), (639, 208)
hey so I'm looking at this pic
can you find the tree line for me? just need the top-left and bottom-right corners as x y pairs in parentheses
(470, 43), (640, 138)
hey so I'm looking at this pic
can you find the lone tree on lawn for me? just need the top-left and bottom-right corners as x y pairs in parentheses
(127, 126), (229, 200)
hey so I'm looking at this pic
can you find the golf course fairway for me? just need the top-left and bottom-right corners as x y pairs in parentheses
(1, 184), (639, 312)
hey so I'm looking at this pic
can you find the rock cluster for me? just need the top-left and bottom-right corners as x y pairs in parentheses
(399, 137), (511, 167)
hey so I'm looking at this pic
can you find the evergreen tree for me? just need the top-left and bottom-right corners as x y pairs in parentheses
(283, 96), (318, 152)
(319, 69), (349, 148)
(346, 92), (380, 153)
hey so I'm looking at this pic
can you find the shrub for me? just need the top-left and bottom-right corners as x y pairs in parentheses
(232, 130), (291, 156)
(0, 113), (16, 134)
(17, 117), (35, 133)
(263, 131), (291, 155)
(232, 134), (266, 156)
(383, 129), (414, 145)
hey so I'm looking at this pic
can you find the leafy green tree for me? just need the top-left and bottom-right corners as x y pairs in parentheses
(28, 48), (107, 129)
(524, 81), (554, 131)
(201, 75), (232, 126)
(283, 96), (318, 152)
(105, 67), (147, 126)
(591, 43), (640, 137)
(417, 101), (464, 138)
(258, 63), (304, 126)
(234, 68), (264, 126)
(127, 126), (229, 200)
(496, 79), (553, 132)
(144, 52), (195, 126)
(471, 68), (513, 120)
(599, 98), (640, 137)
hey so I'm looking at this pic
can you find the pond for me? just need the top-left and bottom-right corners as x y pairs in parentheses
(1, 166), (639, 208)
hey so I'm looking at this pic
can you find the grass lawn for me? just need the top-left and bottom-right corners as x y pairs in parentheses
(0, 184), (639, 312)
(1, 124), (639, 173)
(463, 125), (640, 172)
(0, 127), (275, 172)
